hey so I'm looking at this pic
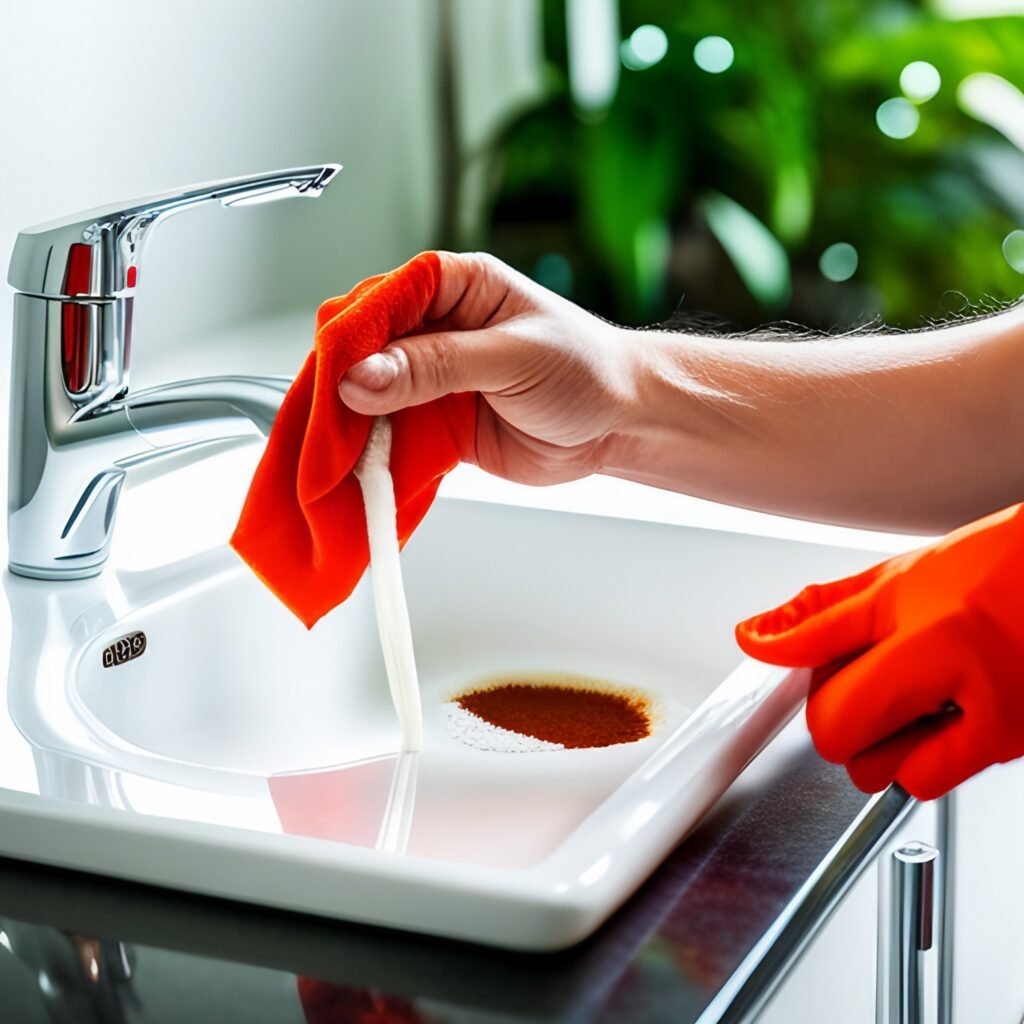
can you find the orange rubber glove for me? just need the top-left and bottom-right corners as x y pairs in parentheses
(231, 252), (476, 628)
(735, 503), (1024, 800)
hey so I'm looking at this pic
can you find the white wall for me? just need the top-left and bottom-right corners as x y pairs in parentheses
(0, 0), (543, 533)
(0, 0), (444, 391)
(949, 762), (1024, 1021)
(0, 0), (544, 570)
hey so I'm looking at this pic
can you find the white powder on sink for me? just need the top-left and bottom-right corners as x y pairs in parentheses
(443, 702), (564, 753)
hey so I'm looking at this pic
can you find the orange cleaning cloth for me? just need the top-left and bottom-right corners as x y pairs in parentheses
(735, 503), (1024, 800)
(230, 252), (476, 628)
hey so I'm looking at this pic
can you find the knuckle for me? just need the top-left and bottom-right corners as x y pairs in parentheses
(403, 336), (455, 397)
(471, 251), (510, 285)
(470, 250), (500, 270)
(429, 334), (458, 388)
(796, 583), (824, 615)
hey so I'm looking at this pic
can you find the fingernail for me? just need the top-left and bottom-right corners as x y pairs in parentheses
(342, 353), (397, 392)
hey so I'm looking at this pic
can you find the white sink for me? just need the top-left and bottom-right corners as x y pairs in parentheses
(0, 496), (884, 949)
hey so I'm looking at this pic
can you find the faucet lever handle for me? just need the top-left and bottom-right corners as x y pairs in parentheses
(8, 163), (342, 299)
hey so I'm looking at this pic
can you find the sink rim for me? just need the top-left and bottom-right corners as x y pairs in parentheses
(0, 501), (889, 949)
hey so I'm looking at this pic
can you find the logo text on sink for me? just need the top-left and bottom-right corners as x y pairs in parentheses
(102, 631), (147, 668)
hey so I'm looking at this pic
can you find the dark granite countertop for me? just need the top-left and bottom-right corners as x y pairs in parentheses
(0, 718), (913, 1024)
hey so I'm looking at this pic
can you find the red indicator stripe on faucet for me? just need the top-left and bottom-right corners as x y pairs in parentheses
(63, 243), (93, 296)
(60, 243), (94, 393)
(61, 304), (91, 393)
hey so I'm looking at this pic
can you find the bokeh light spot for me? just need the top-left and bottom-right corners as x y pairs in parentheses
(876, 97), (920, 139)
(900, 61), (942, 102)
(693, 36), (734, 74)
(958, 72), (1024, 151)
(819, 242), (859, 282)
(701, 192), (791, 309)
(567, 0), (620, 111)
(1003, 230), (1024, 273)
(621, 24), (668, 71)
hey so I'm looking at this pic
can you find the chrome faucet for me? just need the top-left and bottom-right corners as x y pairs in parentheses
(6, 164), (341, 580)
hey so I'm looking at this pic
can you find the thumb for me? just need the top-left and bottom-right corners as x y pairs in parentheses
(338, 329), (517, 415)
(735, 562), (888, 667)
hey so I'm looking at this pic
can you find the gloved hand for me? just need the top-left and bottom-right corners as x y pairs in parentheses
(231, 252), (476, 628)
(735, 503), (1024, 799)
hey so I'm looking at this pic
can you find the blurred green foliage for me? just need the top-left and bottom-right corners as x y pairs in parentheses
(474, 1), (1024, 328)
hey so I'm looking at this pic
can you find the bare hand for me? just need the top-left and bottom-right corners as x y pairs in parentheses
(337, 252), (638, 485)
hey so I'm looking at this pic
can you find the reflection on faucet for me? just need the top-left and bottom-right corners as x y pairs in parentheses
(6, 164), (341, 581)
(6, 365), (291, 582)
(0, 917), (139, 1024)
(376, 751), (419, 856)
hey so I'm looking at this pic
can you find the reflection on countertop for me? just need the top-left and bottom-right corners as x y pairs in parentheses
(0, 718), (904, 1024)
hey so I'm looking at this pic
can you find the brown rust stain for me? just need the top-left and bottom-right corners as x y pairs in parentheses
(453, 675), (653, 749)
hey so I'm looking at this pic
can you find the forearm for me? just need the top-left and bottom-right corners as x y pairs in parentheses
(603, 306), (1024, 533)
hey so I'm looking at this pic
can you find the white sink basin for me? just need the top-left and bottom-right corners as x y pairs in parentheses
(0, 496), (883, 949)
(73, 559), (391, 776)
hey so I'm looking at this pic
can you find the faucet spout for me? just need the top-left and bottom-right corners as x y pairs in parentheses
(6, 161), (339, 581)
(8, 164), (341, 298)
(118, 375), (292, 441)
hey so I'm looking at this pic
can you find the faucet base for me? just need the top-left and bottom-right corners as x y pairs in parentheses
(8, 560), (106, 582)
